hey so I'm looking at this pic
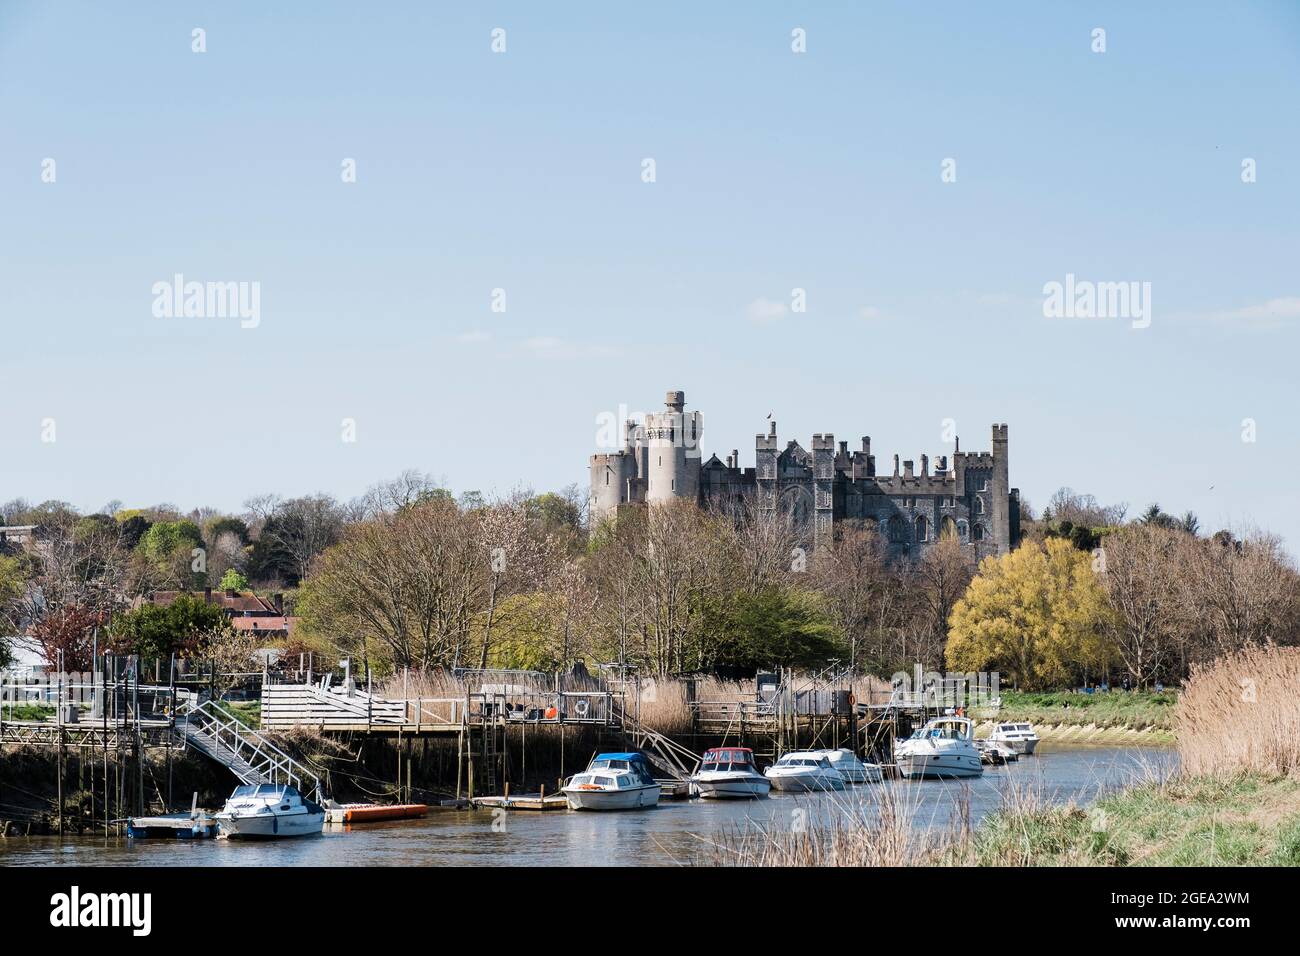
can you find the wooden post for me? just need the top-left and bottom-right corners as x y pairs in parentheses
(455, 729), (464, 801)
(57, 725), (64, 835)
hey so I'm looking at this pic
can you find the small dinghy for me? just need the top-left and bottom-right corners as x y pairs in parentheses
(562, 752), (662, 810)
(691, 747), (771, 799)
(214, 783), (325, 839)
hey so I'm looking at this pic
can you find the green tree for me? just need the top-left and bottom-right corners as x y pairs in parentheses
(218, 569), (249, 592)
(704, 588), (846, 671)
(0, 554), (24, 667)
(946, 538), (1116, 689)
(108, 594), (229, 660)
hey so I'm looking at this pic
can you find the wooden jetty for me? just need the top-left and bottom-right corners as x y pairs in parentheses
(127, 812), (218, 839)
(471, 793), (568, 812)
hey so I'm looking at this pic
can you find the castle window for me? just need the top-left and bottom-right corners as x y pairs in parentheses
(957, 520), (968, 540)
(916, 516), (928, 542)
(975, 497), (985, 514)
(887, 515), (909, 544)
(973, 524), (985, 541)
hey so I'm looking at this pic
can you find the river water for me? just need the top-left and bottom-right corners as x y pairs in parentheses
(0, 745), (1172, 867)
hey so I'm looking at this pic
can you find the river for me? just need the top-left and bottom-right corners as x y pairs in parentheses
(0, 745), (1172, 867)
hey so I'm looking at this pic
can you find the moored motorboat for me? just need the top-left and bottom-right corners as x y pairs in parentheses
(989, 721), (1040, 754)
(562, 752), (662, 810)
(976, 739), (1019, 764)
(691, 747), (771, 799)
(894, 717), (983, 779)
(814, 748), (883, 784)
(764, 751), (847, 792)
(214, 783), (325, 839)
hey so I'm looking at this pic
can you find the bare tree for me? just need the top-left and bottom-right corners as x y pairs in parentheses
(1099, 524), (1182, 686)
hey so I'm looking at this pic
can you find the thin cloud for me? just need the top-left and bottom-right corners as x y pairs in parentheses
(745, 297), (788, 325)
(1205, 296), (1300, 330)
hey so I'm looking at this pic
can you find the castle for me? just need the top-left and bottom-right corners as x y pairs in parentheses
(590, 390), (1020, 559)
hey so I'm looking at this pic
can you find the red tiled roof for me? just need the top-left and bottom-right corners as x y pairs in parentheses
(135, 590), (278, 614)
(230, 616), (293, 633)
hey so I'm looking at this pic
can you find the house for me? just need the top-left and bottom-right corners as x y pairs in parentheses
(134, 588), (297, 638)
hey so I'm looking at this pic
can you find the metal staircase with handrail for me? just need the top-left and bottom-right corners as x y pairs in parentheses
(614, 702), (699, 780)
(175, 695), (322, 801)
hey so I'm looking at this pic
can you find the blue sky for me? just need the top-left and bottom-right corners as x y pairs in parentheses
(2, 2), (1298, 550)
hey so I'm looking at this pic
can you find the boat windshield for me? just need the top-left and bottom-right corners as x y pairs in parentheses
(930, 723), (969, 740)
(232, 784), (289, 798)
(589, 759), (629, 771)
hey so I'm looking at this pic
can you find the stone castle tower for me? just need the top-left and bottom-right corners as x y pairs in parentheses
(590, 389), (1020, 560)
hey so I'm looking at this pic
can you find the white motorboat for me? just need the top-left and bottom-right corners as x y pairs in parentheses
(815, 748), (884, 784)
(691, 747), (771, 799)
(976, 739), (1019, 764)
(214, 783), (325, 839)
(562, 752), (662, 810)
(894, 717), (983, 779)
(989, 721), (1040, 754)
(764, 751), (847, 792)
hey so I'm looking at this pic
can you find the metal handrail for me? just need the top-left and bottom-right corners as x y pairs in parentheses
(179, 699), (321, 800)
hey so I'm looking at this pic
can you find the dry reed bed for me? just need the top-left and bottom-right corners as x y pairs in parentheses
(1177, 644), (1300, 777)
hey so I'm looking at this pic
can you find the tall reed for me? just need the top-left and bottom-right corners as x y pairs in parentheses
(1177, 644), (1300, 777)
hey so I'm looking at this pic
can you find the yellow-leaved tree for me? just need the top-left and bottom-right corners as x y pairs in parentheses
(945, 538), (1116, 689)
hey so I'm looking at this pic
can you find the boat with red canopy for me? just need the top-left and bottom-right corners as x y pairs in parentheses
(691, 747), (771, 799)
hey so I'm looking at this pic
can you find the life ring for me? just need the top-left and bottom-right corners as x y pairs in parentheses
(544, 706), (558, 720)
(574, 699), (589, 718)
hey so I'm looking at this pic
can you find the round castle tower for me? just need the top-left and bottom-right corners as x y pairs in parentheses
(589, 419), (644, 522)
(645, 390), (702, 505)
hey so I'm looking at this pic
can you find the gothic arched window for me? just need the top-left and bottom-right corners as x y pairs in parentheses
(915, 515), (928, 542)
(887, 515), (910, 544)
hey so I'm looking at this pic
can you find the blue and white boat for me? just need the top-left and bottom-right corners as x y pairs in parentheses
(562, 752), (661, 810)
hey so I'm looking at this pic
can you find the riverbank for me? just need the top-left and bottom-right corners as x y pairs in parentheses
(992, 690), (1178, 732)
(960, 772), (1300, 866)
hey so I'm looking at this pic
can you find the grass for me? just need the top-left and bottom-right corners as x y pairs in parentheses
(212, 699), (261, 728)
(1, 704), (56, 721)
(959, 772), (1300, 866)
(995, 689), (1178, 731)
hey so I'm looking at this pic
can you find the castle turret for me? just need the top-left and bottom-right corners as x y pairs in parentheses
(645, 390), (702, 505)
(811, 434), (836, 550)
(589, 420), (643, 523)
(756, 420), (778, 514)
(991, 423), (1010, 554)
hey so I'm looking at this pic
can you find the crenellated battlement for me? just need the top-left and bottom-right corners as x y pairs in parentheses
(590, 389), (1017, 557)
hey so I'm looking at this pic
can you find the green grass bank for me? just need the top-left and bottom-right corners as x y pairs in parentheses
(960, 773), (1300, 866)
